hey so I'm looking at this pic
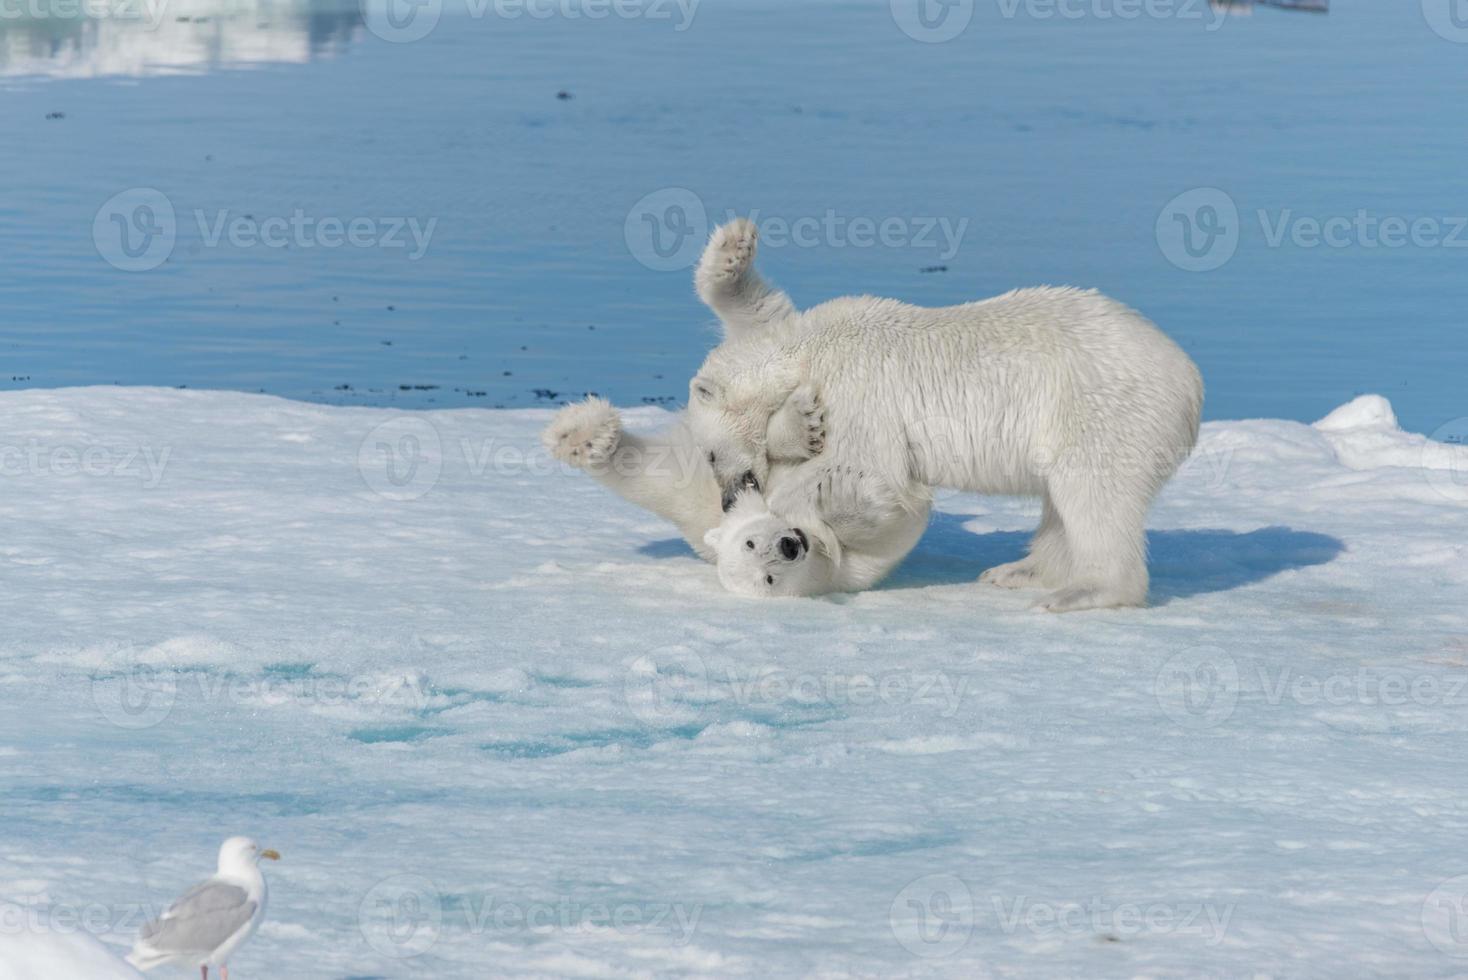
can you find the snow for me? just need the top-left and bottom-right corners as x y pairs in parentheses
(2, 387), (1467, 977)
(0, 928), (142, 980)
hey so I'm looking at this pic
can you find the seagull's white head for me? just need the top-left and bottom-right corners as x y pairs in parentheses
(217, 837), (281, 875)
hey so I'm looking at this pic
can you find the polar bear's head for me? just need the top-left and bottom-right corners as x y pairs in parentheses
(687, 348), (803, 511)
(703, 491), (834, 598)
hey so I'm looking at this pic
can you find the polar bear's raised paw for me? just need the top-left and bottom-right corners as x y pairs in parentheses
(543, 397), (622, 468)
(696, 218), (759, 295)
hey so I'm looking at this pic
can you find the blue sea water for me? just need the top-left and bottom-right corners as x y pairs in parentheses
(1, 0), (1464, 432)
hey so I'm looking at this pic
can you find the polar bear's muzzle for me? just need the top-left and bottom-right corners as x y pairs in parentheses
(720, 471), (762, 512)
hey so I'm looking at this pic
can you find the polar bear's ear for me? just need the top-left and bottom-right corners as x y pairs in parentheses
(690, 375), (722, 406)
(703, 526), (726, 553)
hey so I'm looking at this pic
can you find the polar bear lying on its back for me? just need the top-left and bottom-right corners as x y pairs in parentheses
(684, 219), (1204, 612)
(543, 396), (930, 596)
(543, 221), (932, 597)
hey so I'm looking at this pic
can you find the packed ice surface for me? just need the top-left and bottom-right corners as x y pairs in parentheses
(0, 929), (142, 980)
(2, 387), (1467, 978)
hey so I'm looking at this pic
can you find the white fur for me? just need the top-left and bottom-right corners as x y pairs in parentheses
(686, 219), (1204, 611)
(544, 220), (931, 596)
(542, 398), (928, 594)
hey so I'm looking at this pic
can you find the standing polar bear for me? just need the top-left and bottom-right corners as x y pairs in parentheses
(682, 218), (1204, 612)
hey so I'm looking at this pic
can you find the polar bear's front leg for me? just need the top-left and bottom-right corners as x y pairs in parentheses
(543, 396), (623, 467)
(694, 218), (798, 340)
(543, 398), (724, 559)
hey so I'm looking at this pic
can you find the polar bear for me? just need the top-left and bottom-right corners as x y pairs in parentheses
(543, 395), (931, 596)
(685, 219), (1204, 612)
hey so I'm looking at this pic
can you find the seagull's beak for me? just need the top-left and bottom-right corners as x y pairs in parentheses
(260, 849), (281, 861)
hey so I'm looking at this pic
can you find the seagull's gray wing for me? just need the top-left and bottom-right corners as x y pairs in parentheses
(139, 879), (256, 955)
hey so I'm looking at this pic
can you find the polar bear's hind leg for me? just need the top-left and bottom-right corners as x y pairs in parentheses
(979, 495), (1069, 589)
(694, 219), (798, 340)
(1035, 473), (1150, 612)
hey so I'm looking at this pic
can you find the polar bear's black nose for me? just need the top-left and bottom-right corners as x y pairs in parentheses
(778, 535), (803, 561)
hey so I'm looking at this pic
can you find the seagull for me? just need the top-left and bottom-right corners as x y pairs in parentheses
(127, 837), (280, 979)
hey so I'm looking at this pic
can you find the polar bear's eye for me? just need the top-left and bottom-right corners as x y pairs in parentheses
(745, 540), (754, 550)
(707, 452), (716, 466)
(765, 575), (774, 585)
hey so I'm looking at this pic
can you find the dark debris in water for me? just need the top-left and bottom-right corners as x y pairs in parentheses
(920, 265), (948, 274)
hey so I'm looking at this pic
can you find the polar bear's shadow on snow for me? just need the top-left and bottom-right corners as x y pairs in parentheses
(637, 514), (1343, 603)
